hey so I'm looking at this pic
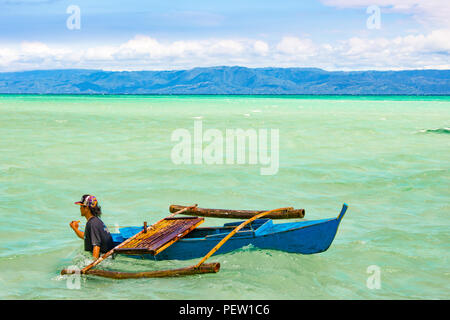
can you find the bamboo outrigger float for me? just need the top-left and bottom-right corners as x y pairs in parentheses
(169, 205), (305, 219)
(61, 204), (348, 279)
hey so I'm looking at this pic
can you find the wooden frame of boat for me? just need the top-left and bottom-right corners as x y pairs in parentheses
(61, 206), (293, 279)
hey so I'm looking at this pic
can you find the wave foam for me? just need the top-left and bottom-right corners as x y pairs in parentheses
(419, 127), (450, 134)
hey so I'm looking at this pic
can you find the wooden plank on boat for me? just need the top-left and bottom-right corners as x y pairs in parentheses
(114, 217), (204, 256)
(169, 205), (305, 219)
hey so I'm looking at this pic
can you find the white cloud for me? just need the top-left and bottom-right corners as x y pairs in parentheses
(342, 29), (450, 57)
(272, 30), (450, 70)
(207, 39), (245, 55)
(0, 30), (449, 72)
(116, 36), (164, 59)
(0, 48), (17, 66)
(81, 36), (248, 63)
(84, 45), (116, 61)
(167, 40), (204, 57)
(330, 28), (450, 69)
(253, 40), (269, 56)
(21, 42), (51, 56)
(276, 37), (316, 56)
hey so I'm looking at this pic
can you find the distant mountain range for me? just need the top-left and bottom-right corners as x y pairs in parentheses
(0, 67), (449, 94)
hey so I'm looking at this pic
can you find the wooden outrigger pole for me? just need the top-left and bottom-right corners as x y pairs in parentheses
(61, 206), (289, 279)
(170, 205), (304, 219)
(82, 263), (221, 279)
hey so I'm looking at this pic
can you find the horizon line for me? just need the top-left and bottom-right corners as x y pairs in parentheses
(1, 66), (450, 74)
(0, 93), (449, 97)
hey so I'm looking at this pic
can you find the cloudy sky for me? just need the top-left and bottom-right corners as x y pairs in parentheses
(0, 0), (449, 71)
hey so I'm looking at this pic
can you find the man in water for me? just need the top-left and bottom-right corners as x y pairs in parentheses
(69, 194), (114, 259)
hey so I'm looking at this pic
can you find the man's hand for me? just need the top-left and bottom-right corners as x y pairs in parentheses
(70, 220), (84, 239)
(70, 220), (80, 230)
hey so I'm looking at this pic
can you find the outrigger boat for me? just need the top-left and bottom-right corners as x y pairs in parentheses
(111, 204), (347, 261)
(61, 204), (348, 279)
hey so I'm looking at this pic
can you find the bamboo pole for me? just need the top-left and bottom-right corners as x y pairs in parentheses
(194, 207), (291, 268)
(169, 205), (304, 219)
(61, 204), (198, 276)
(84, 263), (220, 279)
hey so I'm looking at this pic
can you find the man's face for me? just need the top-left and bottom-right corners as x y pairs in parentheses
(80, 205), (89, 217)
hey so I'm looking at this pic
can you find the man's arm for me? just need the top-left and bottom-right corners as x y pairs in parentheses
(89, 222), (103, 259)
(70, 221), (84, 239)
(92, 246), (101, 259)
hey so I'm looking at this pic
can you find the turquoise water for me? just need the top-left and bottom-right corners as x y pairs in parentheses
(0, 95), (448, 299)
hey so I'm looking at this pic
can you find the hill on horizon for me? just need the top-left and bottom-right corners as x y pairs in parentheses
(0, 66), (449, 95)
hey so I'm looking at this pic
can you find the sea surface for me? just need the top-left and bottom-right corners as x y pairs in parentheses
(0, 95), (448, 300)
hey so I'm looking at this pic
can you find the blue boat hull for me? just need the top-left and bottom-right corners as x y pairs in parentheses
(111, 204), (348, 261)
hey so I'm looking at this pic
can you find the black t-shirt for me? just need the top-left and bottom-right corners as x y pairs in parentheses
(84, 216), (114, 253)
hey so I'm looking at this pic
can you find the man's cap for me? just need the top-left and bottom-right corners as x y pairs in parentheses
(74, 195), (98, 208)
